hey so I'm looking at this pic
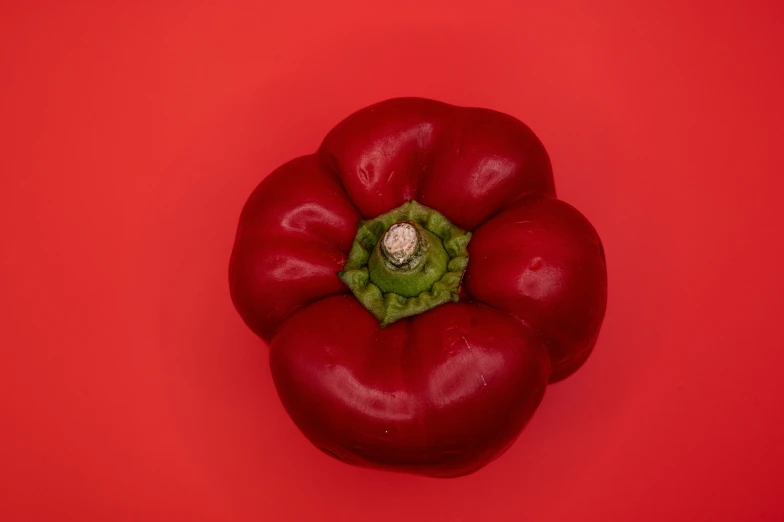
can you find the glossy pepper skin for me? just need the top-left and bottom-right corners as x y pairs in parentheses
(229, 98), (607, 478)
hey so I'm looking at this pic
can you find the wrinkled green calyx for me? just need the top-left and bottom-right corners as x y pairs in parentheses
(338, 200), (471, 326)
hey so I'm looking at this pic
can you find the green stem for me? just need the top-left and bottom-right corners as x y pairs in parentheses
(338, 200), (471, 326)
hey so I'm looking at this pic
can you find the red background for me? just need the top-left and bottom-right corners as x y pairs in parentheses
(2, 1), (783, 521)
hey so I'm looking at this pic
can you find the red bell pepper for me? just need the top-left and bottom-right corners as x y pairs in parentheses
(229, 98), (608, 477)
